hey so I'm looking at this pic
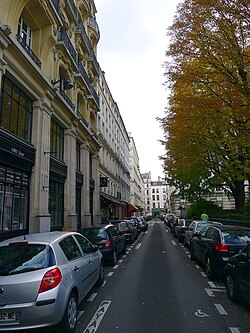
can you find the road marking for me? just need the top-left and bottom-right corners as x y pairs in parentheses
(171, 240), (177, 246)
(135, 243), (141, 249)
(195, 265), (200, 270)
(107, 272), (114, 277)
(195, 309), (210, 317)
(188, 254), (191, 258)
(208, 281), (216, 288)
(87, 293), (98, 302)
(113, 265), (119, 270)
(214, 303), (228, 315)
(77, 310), (84, 320)
(201, 272), (207, 277)
(166, 230), (169, 233)
(83, 300), (111, 333)
(229, 328), (241, 333)
(118, 259), (123, 263)
(122, 255), (126, 258)
(208, 282), (225, 289)
(101, 281), (106, 287)
(205, 288), (215, 297)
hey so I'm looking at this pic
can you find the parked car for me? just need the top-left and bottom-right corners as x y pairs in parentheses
(184, 220), (222, 248)
(79, 224), (126, 265)
(109, 220), (138, 243)
(164, 213), (176, 228)
(126, 217), (141, 233)
(0, 231), (104, 332)
(190, 225), (250, 279)
(137, 216), (148, 231)
(173, 219), (188, 243)
(224, 243), (250, 303)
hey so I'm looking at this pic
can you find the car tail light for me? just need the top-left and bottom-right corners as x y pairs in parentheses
(104, 239), (112, 249)
(124, 229), (130, 233)
(214, 243), (228, 252)
(39, 268), (62, 293)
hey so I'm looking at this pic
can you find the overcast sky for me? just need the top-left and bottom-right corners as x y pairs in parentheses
(95, 0), (180, 180)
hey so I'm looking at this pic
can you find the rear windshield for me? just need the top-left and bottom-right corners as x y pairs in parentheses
(80, 228), (107, 240)
(222, 229), (250, 244)
(117, 222), (128, 231)
(0, 244), (55, 276)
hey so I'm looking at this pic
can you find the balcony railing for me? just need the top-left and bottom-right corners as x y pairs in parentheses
(59, 89), (75, 110)
(57, 28), (77, 64)
(87, 16), (100, 37)
(77, 62), (91, 87)
(89, 84), (99, 107)
(51, 0), (60, 16)
(17, 35), (41, 68)
(89, 49), (99, 74)
(67, 0), (78, 21)
(76, 20), (91, 53)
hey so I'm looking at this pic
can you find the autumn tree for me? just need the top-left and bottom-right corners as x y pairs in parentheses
(160, 0), (250, 212)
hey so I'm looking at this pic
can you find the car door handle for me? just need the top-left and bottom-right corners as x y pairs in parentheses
(74, 266), (79, 272)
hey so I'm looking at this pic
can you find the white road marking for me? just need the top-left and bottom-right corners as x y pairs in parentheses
(135, 243), (141, 250)
(214, 303), (228, 315)
(83, 300), (111, 333)
(87, 293), (98, 302)
(122, 255), (126, 258)
(118, 259), (123, 263)
(201, 272), (207, 277)
(107, 272), (114, 277)
(205, 288), (215, 297)
(208, 281), (216, 288)
(195, 265), (201, 270)
(166, 230), (169, 233)
(171, 240), (177, 246)
(113, 265), (119, 270)
(101, 281), (106, 287)
(188, 254), (191, 258)
(229, 328), (241, 333)
(77, 310), (84, 320)
(195, 309), (210, 317)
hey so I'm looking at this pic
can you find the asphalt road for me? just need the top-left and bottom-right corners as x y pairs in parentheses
(75, 219), (250, 333)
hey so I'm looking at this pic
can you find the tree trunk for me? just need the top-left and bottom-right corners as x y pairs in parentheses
(230, 179), (245, 213)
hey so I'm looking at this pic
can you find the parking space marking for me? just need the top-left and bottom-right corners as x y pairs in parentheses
(214, 303), (228, 315)
(208, 281), (216, 288)
(83, 300), (111, 333)
(166, 230), (169, 233)
(229, 328), (241, 333)
(135, 243), (141, 250)
(87, 293), (98, 302)
(77, 310), (84, 320)
(201, 272), (207, 277)
(205, 288), (215, 297)
(171, 240), (177, 246)
(107, 272), (114, 277)
(118, 259), (123, 263)
(113, 265), (119, 270)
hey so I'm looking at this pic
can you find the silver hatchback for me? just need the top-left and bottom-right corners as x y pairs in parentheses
(0, 231), (104, 332)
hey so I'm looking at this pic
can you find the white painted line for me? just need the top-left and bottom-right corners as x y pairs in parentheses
(188, 255), (191, 258)
(101, 281), (106, 287)
(118, 259), (123, 263)
(195, 265), (200, 270)
(171, 240), (177, 246)
(77, 310), (84, 320)
(113, 265), (119, 270)
(107, 272), (114, 277)
(145, 231), (148, 234)
(201, 272), (207, 277)
(83, 300), (111, 333)
(210, 288), (226, 293)
(205, 288), (215, 297)
(87, 293), (98, 302)
(135, 243), (141, 250)
(208, 281), (216, 288)
(185, 251), (189, 254)
(229, 328), (241, 333)
(166, 230), (169, 233)
(214, 304), (228, 315)
(122, 255), (126, 258)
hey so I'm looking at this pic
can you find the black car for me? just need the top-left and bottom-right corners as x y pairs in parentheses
(191, 225), (250, 279)
(109, 220), (138, 243)
(164, 213), (176, 228)
(126, 216), (141, 234)
(224, 243), (250, 303)
(78, 224), (126, 265)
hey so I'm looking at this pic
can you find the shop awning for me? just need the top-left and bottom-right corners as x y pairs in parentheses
(128, 204), (138, 213)
(100, 193), (122, 205)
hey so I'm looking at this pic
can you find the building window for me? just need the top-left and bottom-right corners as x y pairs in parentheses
(76, 141), (80, 171)
(157, 195), (160, 201)
(152, 195), (155, 201)
(0, 76), (33, 142)
(50, 119), (64, 161)
(18, 17), (32, 48)
(152, 189), (155, 193)
(49, 180), (64, 229)
(0, 165), (29, 232)
(156, 188), (159, 193)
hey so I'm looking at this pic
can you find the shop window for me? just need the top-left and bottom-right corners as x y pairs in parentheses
(50, 119), (64, 161)
(0, 165), (29, 232)
(0, 76), (33, 142)
(49, 180), (64, 229)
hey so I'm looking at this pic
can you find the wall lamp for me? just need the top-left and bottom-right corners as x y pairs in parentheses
(51, 78), (73, 90)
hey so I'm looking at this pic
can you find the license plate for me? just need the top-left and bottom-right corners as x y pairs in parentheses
(0, 312), (20, 322)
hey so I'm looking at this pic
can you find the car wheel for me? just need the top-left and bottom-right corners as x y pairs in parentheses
(205, 256), (215, 279)
(96, 262), (105, 286)
(59, 291), (77, 333)
(111, 250), (117, 265)
(225, 272), (240, 302)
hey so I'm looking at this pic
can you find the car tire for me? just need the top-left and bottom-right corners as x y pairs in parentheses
(205, 256), (215, 279)
(59, 291), (77, 333)
(225, 272), (240, 303)
(96, 262), (105, 286)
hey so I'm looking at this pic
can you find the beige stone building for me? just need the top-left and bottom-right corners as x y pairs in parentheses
(0, 0), (102, 241)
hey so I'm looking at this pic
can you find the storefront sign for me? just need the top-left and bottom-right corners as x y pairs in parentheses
(10, 147), (25, 157)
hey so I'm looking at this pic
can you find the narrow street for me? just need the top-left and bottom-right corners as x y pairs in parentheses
(74, 219), (250, 333)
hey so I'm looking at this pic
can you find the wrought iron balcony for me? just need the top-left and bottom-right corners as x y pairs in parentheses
(87, 16), (100, 38)
(67, 0), (78, 21)
(76, 20), (91, 53)
(89, 84), (99, 107)
(59, 89), (75, 110)
(77, 62), (91, 87)
(57, 27), (77, 64)
(89, 49), (99, 75)
(17, 35), (41, 68)
(51, 0), (60, 16)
